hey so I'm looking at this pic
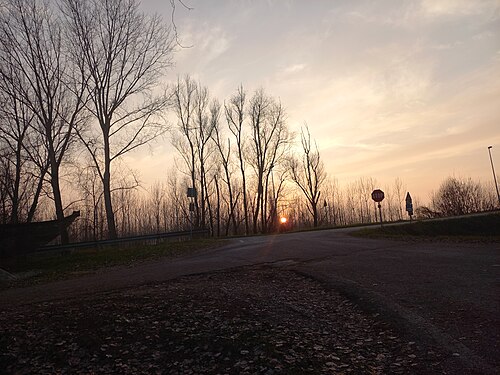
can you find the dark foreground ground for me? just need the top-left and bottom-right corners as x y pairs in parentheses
(1, 266), (457, 374)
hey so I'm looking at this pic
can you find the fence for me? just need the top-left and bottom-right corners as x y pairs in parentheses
(37, 229), (210, 253)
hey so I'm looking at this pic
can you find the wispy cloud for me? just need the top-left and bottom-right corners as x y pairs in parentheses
(174, 22), (232, 75)
(283, 63), (306, 75)
(420, 0), (500, 17)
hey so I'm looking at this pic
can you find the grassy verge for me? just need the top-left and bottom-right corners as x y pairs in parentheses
(0, 238), (224, 288)
(352, 212), (500, 242)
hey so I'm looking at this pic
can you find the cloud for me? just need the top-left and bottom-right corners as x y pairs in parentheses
(420, 0), (500, 17)
(174, 22), (232, 74)
(283, 63), (306, 75)
(198, 26), (231, 61)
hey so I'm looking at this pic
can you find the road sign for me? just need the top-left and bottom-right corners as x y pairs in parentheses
(371, 189), (385, 227)
(406, 192), (414, 217)
(371, 189), (385, 202)
(405, 192), (413, 211)
(406, 193), (413, 216)
(187, 187), (197, 198)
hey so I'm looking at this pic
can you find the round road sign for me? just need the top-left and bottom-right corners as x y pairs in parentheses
(371, 189), (385, 202)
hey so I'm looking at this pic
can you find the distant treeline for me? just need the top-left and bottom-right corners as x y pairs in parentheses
(65, 174), (496, 242)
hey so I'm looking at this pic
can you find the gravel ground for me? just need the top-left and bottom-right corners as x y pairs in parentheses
(1, 266), (451, 374)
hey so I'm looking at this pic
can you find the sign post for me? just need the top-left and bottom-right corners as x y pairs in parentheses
(187, 188), (197, 239)
(323, 199), (328, 225)
(371, 189), (385, 227)
(405, 192), (413, 222)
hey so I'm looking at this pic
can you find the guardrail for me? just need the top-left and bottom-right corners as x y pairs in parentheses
(37, 229), (210, 253)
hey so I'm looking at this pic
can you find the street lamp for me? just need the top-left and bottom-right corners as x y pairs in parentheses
(487, 146), (500, 207)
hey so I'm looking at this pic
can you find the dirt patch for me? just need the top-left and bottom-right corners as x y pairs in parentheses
(1, 267), (450, 374)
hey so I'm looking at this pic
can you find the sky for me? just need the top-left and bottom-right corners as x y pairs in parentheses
(134, 0), (500, 202)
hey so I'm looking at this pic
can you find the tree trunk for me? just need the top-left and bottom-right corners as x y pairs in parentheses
(215, 175), (221, 237)
(313, 203), (318, 227)
(27, 164), (48, 222)
(204, 173), (214, 236)
(49, 152), (68, 244)
(237, 146), (249, 235)
(10, 146), (22, 224)
(200, 162), (206, 228)
(103, 136), (117, 239)
(223, 160), (237, 235)
(241, 171), (249, 235)
(253, 182), (262, 234)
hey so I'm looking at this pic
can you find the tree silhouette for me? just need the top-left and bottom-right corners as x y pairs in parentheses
(289, 124), (326, 227)
(0, 0), (86, 242)
(61, 0), (174, 238)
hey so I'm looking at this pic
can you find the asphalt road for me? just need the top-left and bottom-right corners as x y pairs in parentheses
(1, 228), (499, 373)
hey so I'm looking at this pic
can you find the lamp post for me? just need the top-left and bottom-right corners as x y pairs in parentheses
(488, 146), (500, 206)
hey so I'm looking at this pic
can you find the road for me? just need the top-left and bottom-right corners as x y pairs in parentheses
(1, 228), (499, 373)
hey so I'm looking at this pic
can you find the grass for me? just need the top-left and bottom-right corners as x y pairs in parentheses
(0, 237), (224, 288)
(352, 212), (500, 242)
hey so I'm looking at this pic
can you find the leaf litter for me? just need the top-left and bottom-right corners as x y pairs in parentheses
(0, 267), (448, 374)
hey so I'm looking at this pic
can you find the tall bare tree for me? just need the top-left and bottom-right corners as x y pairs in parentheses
(225, 86), (249, 234)
(0, 0), (86, 242)
(247, 88), (291, 233)
(194, 88), (218, 230)
(0, 67), (35, 223)
(172, 75), (199, 226)
(289, 124), (326, 227)
(62, 0), (174, 238)
(212, 106), (237, 235)
(172, 76), (218, 231)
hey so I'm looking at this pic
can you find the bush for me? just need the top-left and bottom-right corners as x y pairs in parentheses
(432, 177), (495, 216)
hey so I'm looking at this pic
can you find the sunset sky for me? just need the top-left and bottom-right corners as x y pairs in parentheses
(135, 0), (500, 202)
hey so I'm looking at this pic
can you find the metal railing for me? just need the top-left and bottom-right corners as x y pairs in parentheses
(37, 229), (210, 252)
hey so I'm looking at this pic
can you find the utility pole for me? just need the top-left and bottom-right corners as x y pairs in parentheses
(488, 146), (500, 207)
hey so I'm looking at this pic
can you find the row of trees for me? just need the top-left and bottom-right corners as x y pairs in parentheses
(66, 173), (410, 241)
(0, 0), (327, 240)
(65, 170), (498, 242)
(0, 0), (175, 242)
(171, 78), (303, 235)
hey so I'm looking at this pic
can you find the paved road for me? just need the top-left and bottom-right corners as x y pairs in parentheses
(1, 228), (499, 373)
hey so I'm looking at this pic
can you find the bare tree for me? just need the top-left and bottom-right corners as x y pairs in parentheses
(172, 76), (200, 227)
(289, 124), (326, 227)
(75, 162), (103, 240)
(212, 107), (237, 235)
(62, 0), (174, 238)
(267, 167), (288, 232)
(0, 0), (86, 242)
(0, 148), (10, 223)
(393, 177), (406, 220)
(172, 76), (218, 231)
(247, 88), (291, 233)
(0, 68), (35, 223)
(225, 85), (249, 234)
(149, 181), (166, 233)
(194, 89), (218, 230)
